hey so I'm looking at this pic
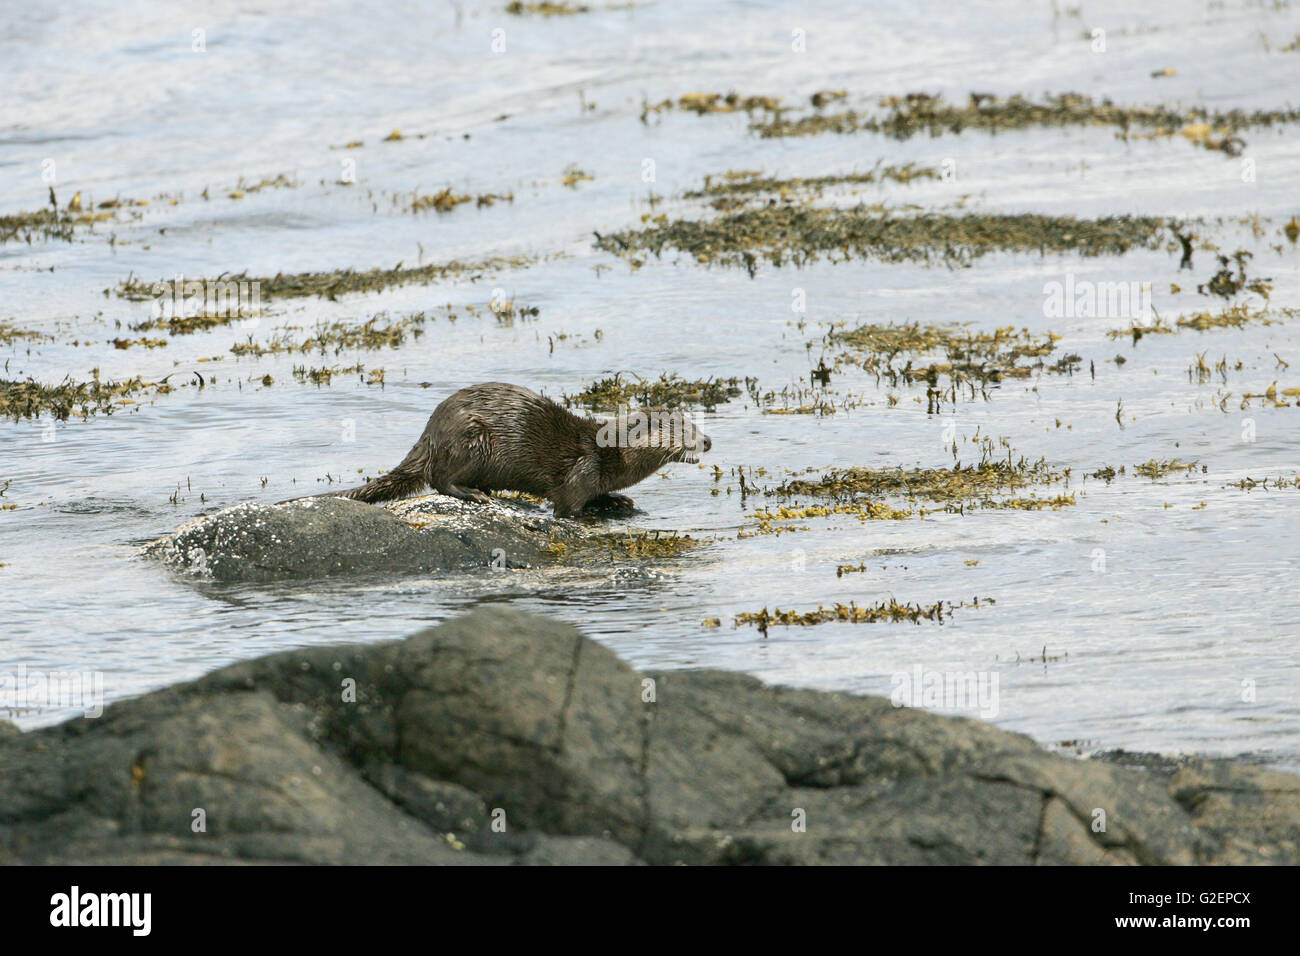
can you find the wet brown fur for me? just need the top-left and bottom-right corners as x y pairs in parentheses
(302, 382), (711, 517)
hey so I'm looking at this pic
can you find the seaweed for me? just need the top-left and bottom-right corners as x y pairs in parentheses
(563, 373), (741, 410)
(766, 437), (1072, 517)
(1108, 304), (1290, 341)
(116, 253), (538, 302)
(0, 322), (50, 346)
(748, 91), (1300, 155)
(546, 528), (699, 561)
(1134, 459), (1200, 479)
(0, 190), (130, 244)
(230, 312), (436, 357)
(595, 206), (1171, 272)
(560, 165), (594, 188)
(411, 188), (513, 213)
(734, 596), (989, 634)
(681, 163), (941, 203)
(506, 1), (591, 15)
(827, 321), (1065, 402)
(0, 373), (178, 421)
(641, 91), (783, 121)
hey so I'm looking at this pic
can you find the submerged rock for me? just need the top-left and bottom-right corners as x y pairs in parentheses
(139, 494), (636, 583)
(0, 607), (1295, 865)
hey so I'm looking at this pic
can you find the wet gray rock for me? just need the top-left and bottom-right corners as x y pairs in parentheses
(139, 494), (601, 583)
(0, 607), (1295, 865)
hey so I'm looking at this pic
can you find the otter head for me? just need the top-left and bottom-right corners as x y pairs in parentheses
(596, 407), (712, 482)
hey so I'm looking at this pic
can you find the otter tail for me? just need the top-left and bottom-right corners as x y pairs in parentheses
(333, 460), (427, 504)
(279, 438), (431, 505)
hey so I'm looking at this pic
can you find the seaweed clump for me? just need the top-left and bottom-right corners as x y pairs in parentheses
(563, 373), (741, 410)
(1107, 304), (1288, 341)
(546, 529), (699, 562)
(0, 322), (50, 346)
(230, 312), (436, 357)
(560, 165), (594, 188)
(734, 597), (988, 635)
(1197, 251), (1272, 300)
(595, 206), (1171, 272)
(682, 164), (941, 204)
(745, 501), (912, 533)
(116, 253), (538, 302)
(641, 91), (783, 121)
(0, 191), (127, 244)
(750, 91), (1300, 155)
(130, 311), (251, 336)
(506, 1), (592, 15)
(1, 207), (78, 244)
(770, 438), (1073, 516)
(1134, 459), (1200, 479)
(411, 188), (512, 213)
(831, 321), (1063, 396)
(0, 373), (176, 421)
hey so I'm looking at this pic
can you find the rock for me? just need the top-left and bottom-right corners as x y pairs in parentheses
(1168, 760), (1300, 863)
(517, 836), (643, 866)
(138, 494), (614, 583)
(360, 764), (487, 836)
(0, 607), (1295, 865)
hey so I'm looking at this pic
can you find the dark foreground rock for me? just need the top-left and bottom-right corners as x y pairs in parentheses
(2, 607), (1296, 865)
(139, 494), (636, 583)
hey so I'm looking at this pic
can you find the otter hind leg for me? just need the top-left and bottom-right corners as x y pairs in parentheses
(439, 483), (492, 505)
(427, 416), (496, 507)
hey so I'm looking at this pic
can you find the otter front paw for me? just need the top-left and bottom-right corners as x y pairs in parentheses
(583, 493), (637, 514)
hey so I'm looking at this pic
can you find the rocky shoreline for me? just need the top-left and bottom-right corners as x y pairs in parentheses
(139, 493), (687, 583)
(2, 607), (1295, 865)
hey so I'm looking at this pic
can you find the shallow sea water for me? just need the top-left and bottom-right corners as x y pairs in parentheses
(2, 0), (1300, 769)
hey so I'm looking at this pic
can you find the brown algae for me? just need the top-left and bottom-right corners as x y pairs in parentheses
(116, 253), (538, 302)
(681, 164), (941, 204)
(746, 501), (911, 533)
(0, 195), (131, 244)
(506, 1), (592, 15)
(560, 165), (594, 188)
(748, 91), (1300, 154)
(0, 322), (51, 346)
(595, 206), (1172, 272)
(411, 188), (513, 213)
(734, 597), (989, 634)
(545, 529), (699, 562)
(1, 373), (179, 421)
(830, 321), (1063, 391)
(229, 312), (437, 357)
(1108, 304), (1291, 341)
(641, 91), (783, 121)
(769, 439), (1073, 517)
(1134, 459), (1201, 479)
(563, 373), (742, 410)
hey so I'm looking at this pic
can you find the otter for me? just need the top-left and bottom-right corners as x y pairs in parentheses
(301, 382), (711, 517)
